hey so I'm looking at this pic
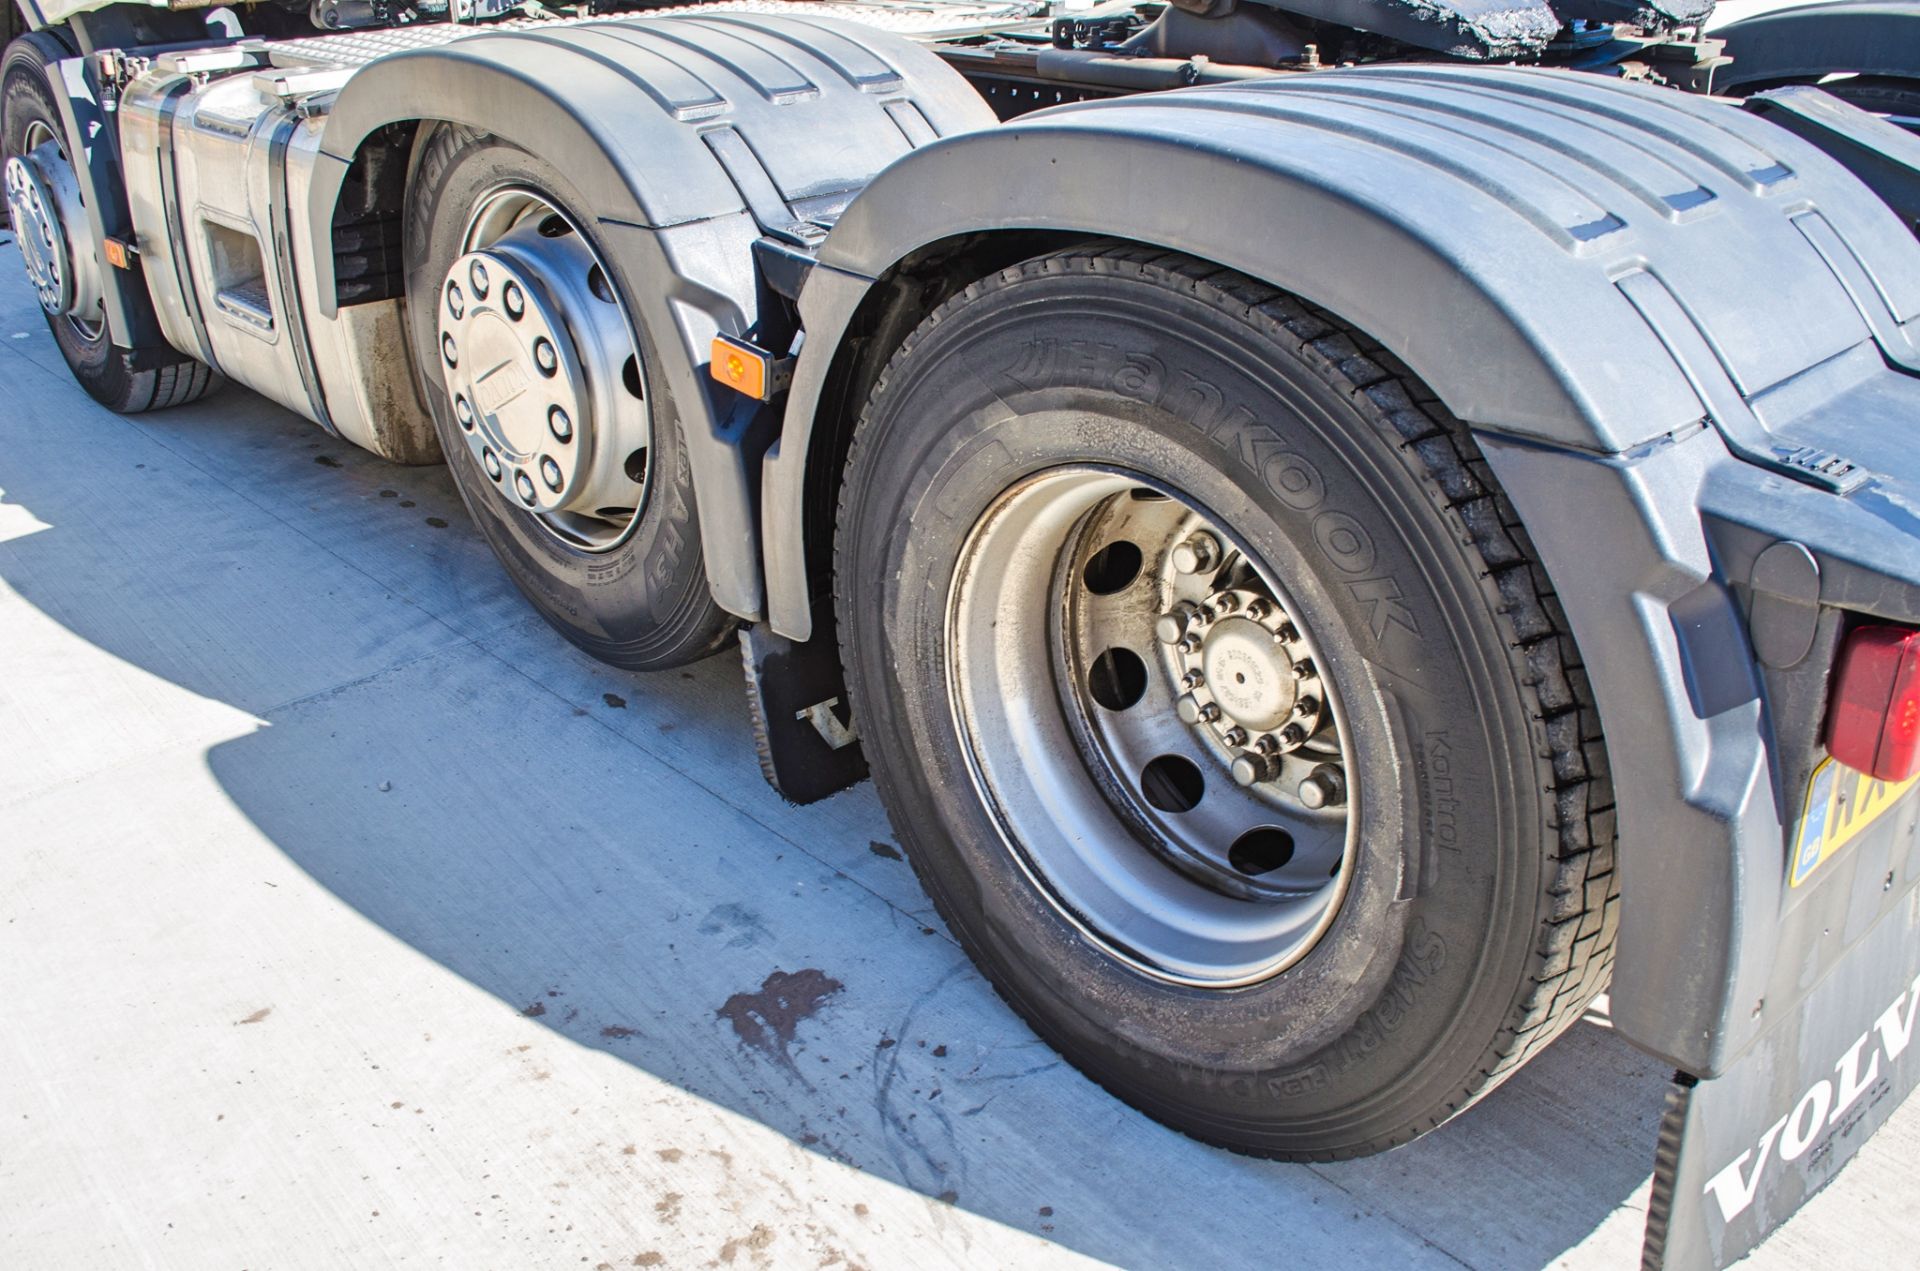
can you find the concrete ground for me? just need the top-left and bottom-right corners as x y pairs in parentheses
(0, 259), (1912, 1271)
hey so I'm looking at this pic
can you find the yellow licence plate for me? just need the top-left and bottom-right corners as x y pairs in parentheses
(1790, 758), (1920, 888)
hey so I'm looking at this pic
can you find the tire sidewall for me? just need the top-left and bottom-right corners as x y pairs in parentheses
(840, 260), (1544, 1144)
(403, 127), (723, 668)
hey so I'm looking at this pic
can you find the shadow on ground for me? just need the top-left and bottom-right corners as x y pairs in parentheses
(0, 296), (1669, 1269)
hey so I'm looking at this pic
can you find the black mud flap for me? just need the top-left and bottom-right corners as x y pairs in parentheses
(740, 618), (868, 806)
(1643, 814), (1920, 1269)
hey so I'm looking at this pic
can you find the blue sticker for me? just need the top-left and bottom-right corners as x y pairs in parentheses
(1792, 763), (1836, 886)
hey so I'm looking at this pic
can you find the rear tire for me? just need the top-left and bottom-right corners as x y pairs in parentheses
(835, 245), (1619, 1158)
(3, 32), (218, 413)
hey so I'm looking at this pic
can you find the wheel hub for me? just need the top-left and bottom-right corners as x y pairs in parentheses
(5, 133), (102, 326)
(437, 189), (651, 550)
(947, 466), (1357, 988)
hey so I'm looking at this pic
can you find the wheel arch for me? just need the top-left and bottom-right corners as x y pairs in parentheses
(767, 67), (1920, 1075)
(304, 14), (993, 620)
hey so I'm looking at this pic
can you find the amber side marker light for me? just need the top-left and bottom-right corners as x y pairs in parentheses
(1827, 625), (1920, 782)
(709, 335), (791, 402)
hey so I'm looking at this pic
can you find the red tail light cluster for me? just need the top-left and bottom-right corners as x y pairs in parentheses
(1827, 626), (1920, 783)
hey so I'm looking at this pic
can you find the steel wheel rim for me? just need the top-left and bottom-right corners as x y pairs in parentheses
(946, 467), (1357, 988)
(439, 185), (652, 552)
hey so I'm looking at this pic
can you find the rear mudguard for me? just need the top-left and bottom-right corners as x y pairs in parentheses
(765, 68), (1920, 1078)
(1712, 0), (1920, 94)
(307, 14), (993, 619)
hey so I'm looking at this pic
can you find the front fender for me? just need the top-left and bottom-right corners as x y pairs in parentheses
(1713, 0), (1920, 92)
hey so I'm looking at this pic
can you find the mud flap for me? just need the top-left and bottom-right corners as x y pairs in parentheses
(740, 618), (868, 806)
(1643, 836), (1920, 1269)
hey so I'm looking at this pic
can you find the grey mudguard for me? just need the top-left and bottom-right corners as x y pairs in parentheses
(1714, 0), (1920, 93)
(307, 13), (994, 619)
(767, 67), (1920, 1073)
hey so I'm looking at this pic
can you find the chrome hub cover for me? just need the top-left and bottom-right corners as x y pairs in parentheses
(5, 132), (102, 328)
(438, 189), (651, 551)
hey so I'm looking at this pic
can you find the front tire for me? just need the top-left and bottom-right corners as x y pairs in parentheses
(835, 245), (1618, 1158)
(3, 32), (217, 413)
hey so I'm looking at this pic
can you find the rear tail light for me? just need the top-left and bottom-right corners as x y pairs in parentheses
(1827, 625), (1920, 782)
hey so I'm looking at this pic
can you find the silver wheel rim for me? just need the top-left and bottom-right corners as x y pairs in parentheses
(947, 468), (1356, 988)
(438, 186), (651, 552)
(5, 120), (107, 343)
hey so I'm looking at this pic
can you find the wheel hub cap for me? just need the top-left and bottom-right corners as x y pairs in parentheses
(437, 190), (651, 551)
(5, 136), (101, 325)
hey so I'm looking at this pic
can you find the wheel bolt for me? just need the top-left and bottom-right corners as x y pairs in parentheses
(482, 448), (501, 481)
(1245, 599), (1272, 621)
(1277, 623), (1299, 643)
(1179, 634), (1204, 655)
(548, 406), (572, 443)
(540, 455), (563, 491)
(454, 396), (474, 430)
(1181, 670), (1205, 691)
(1171, 532), (1220, 575)
(1231, 752), (1281, 787)
(1281, 723), (1307, 747)
(446, 281), (464, 320)
(1293, 658), (1316, 680)
(1176, 693), (1202, 724)
(514, 470), (537, 504)
(1155, 607), (1193, 645)
(533, 338), (557, 375)
(1223, 726), (1248, 748)
(503, 281), (525, 320)
(1199, 702), (1221, 723)
(1299, 764), (1347, 809)
(469, 259), (489, 297)
(1213, 592), (1240, 613)
(1296, 695), (1320, 717)
(441, 333), (458, 368)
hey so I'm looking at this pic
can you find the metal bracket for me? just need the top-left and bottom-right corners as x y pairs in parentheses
(796, 698), (859, 750)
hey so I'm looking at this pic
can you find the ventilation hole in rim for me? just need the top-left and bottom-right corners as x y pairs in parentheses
(1129, 487), (1169, 501)
(537, 215), (571, 238)
(1087, 648), (1147, 711)
(624, 448), (649, 486)
(595, 507), (635, 520)
(1083, 540), (1142, 595)
(1329, 859), (1342, 877)
(622, 355), (644, 399)
(587, 264), (614, 304)
(1140, 755), (1204, 814)
(1229, 828), (1295, 877)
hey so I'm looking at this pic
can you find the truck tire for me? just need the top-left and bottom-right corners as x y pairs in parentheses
(835, 244), (1619, 1158)
(1822, 76), (1920, 132)
(3, 32), (217, 412)
(403, 126), (733, 670)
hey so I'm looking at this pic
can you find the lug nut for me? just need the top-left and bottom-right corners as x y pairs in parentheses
(469, 259), (489, 297)
(1180, 670), (1205, 691)
(446, 281), (464, 320)
(1223, 726), (1248, 748)
(1176, 693), (1202, 725)
(1293, 658), (1316, 680)
(1155, 606), (1194, 645)
(502, 281), (524, 320)
(441, 333), (458, 368)
(1245, 599), (1272, 621)
(1298, 764), (1347, 810)
(540, 455), (563, 491)
(1281, 723), (1307, 748)
(1231, 752), (1281, 787)
(1296, 695), (1320, 717)
(1171, 532), (1220, 575)
(1277, 623), (1299, 643)
(454, 395), (474, 430)
(1213, 592), (1239, 614)
(1255, 734), (1279, 755)
(548, 406), (573, 443)
(514, 470), (537, 505)
(482, 448), (501, 481)
(1179, 634), (1204, 655)
(533, 338), (558, 375)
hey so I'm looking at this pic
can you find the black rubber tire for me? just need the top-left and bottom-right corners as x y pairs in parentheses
(402, 126), (734, 671)
(3, 33), (218, 413)
(835, 245), (1620, 1160)
(1818, 75), (1920, 132)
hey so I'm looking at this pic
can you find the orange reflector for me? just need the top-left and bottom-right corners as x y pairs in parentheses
(102, 238), (134, 270)
(710, 335), (771, 401)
